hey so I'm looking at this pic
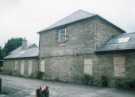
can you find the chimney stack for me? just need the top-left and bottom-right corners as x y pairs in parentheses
(22, 39), (27, 49)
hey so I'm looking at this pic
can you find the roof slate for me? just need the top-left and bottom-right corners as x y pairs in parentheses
(4, 44), (39, 59)
(96, 32), (135, 52)
(39, 10), (96, 32)
(39, 10), (125, 33)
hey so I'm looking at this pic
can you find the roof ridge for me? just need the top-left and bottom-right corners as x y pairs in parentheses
(39, 9), (95, 32)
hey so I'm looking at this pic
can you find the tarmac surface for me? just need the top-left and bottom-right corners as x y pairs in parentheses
(0, 75), (135, 97)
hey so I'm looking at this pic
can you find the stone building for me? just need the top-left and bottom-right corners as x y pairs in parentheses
(96, 32), (135, 86)
(3, 40), (39, 77)
(38, 9), (134, 87)
(3, 9), (135, 88)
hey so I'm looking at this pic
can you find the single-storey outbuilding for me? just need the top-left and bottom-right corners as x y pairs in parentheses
(3, 40), (39, 77)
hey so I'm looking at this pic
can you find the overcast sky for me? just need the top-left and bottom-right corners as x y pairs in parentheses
(0, 0), (135, 46)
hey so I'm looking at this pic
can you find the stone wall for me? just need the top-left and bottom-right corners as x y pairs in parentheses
(94, 54), (113, 83)
(41, 55), (84, 83)
(93, 53), (135, 87)
(39, 18), (96, 58)
(94, 17), (124, 48)
(39, 17), (124, 58)
(126, 54), (135, 79)
(3, 58), (39, 78)
(39, 16), (125, 83)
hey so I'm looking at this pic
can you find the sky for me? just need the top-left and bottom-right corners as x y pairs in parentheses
(0, 0), (135, 46)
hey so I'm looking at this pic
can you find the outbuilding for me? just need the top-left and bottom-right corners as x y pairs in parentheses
(3, 40), (39, 77)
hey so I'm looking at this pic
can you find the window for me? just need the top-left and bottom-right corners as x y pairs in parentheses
(28, 60), (33, 76)
(20, 60), (25, 75)
(40, 60), (45, 72)
(113, 56), (126, 77)
(118, 37), (130, 43)
(57, 28), (68, 43)
(14, 61), (18, 71)
(84, 59), (93, 75)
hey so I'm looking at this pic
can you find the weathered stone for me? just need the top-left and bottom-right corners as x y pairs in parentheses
(3, 59), (39, 78)
(39, 16), (124, 85)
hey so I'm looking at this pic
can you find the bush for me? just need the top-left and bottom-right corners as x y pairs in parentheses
(54, 77), (60, 82)
(100, 76), (108, 87)
(36, 72), (44, 79)
(114, 77), (135, 89)
(126, 80), (135, 89)
(83, 74), (93, 85)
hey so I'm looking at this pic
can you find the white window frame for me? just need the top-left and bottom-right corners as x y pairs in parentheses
(20, 60), (25, 75)
(40, 60), (45, 72)
(14, 61), (18, 71)
(113, 56), (126, 77)
(84, 59), (93, 75)
(28, 60), (33, 76)
(57, 28), (67, 42)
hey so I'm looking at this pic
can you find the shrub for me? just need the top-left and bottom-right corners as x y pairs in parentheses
(114, 77), (135, 89)
(83, 74), (93, 85)
(126, 80), (135, 89)
(54, 77), (60, 82)
(100, 76), (109, 87)
(36, 71), (44, 79)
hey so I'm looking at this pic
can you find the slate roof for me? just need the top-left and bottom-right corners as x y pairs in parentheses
(4, 44), (39, 59)
(39, 10), (96, 32)
(39, 10), (125, 33)
(96, 32), (135, 52)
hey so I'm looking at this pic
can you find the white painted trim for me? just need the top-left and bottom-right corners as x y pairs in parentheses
(84, 59), (93, 75)
(20, 60), (25, 75)
(14, 61), (18, 71)
(113, 56), (126, 77)
(28, 60), (33, 76)
(40, 60), (45, 72)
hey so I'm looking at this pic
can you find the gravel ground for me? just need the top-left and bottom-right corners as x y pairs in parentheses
(0, 75), (135, 97)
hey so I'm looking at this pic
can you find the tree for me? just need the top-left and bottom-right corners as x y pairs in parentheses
(3, 38), (24, 57)
(0, 47), (3, 66)
(0, 47), (3, 59)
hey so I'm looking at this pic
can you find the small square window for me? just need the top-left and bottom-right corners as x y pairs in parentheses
(57, 28), (68, 43)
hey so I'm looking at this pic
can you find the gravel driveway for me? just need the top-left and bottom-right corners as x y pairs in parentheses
(0, 75), (135, 97)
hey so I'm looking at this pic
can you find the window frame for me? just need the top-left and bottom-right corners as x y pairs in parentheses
(84, 59), (93, 75)
(28, 60), (33, 76)
(40, 59), (45, 72)
(113, 55), (126, 77)
(57, 27), (68, 43)
(14, 60), (18, 71)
